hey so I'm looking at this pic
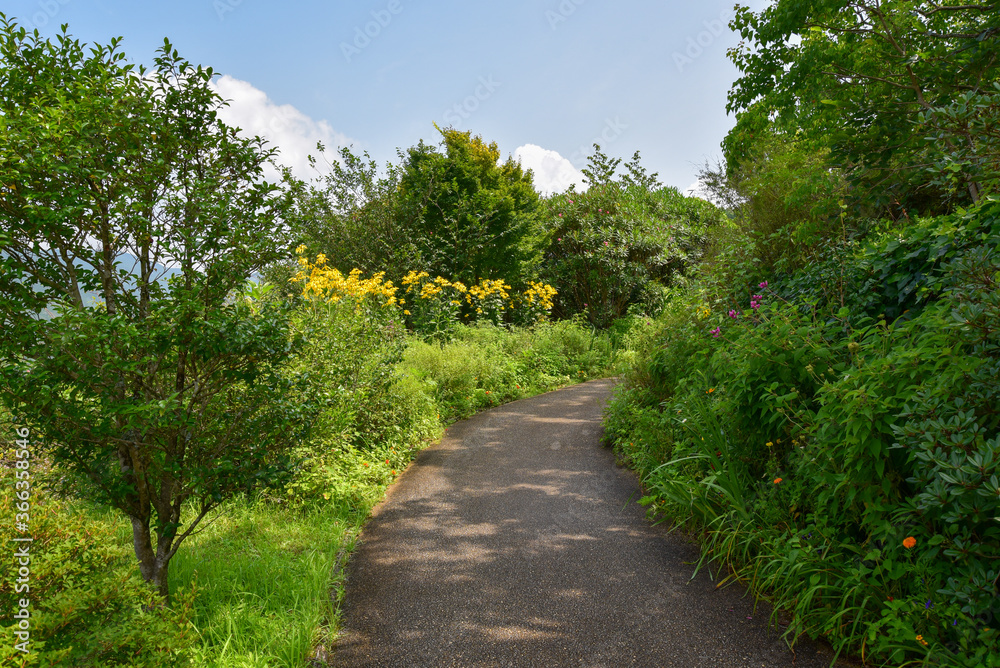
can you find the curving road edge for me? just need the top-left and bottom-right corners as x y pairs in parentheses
(332, 378), (852, 667)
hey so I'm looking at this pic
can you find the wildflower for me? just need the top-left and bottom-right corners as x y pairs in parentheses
(773, 477), (782, 484)
(710, 327), (721, 338)
(558, 237), (562, 241)
(362, 462), (369, 467)
(766, 441), (773, 447)
(604, 241), (609, 246)
(392, 470), (397, 475)
(558, 213), (563, 217)
(916, 635), (928, 646)
(707, 388), (714, 393)
(568, 199), (574, 204)
(759, 280), (768, 289)
(728, 309), (740, 318)
(385, 459), (390, 465)
(903, 536), (917, 549)
(925, 600), (933, 610)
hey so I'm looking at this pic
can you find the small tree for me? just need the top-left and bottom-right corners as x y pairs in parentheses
(0, 19), (315, 599)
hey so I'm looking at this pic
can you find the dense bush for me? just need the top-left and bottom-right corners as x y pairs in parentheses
(0, 480), (196, 667)
(605, 199), (1000, 666)
(541, 177), (719, 328)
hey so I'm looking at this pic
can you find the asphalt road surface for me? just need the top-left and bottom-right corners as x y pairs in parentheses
(333, 378), (853, 667)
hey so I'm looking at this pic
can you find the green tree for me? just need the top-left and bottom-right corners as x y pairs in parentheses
(726, 0), (1000, 213)
(0, 20), (315, 599)
(397, 126), (541, 286)
(542, 146), (721, 328)
(280, 144), (418, 284)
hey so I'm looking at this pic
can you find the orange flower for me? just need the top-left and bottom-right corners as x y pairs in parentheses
(773, 478), (783, 484)
(903, 536), (917, 549)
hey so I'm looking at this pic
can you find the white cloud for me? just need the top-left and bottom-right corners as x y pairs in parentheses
(513, 144), (586, 196)
(209, 75), (352, 183)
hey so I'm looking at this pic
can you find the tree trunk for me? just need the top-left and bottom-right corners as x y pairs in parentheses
(129, 515), (172, 600)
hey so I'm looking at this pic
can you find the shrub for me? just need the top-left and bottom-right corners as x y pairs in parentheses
(0, 482), (196, 667)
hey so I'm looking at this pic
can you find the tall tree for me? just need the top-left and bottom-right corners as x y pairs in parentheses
(397, 126), (541, 286)
(726, 0), (1000, 213)
(0, 19), (315, 598)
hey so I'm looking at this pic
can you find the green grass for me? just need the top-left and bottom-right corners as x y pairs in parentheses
(166, 498), (364, 667)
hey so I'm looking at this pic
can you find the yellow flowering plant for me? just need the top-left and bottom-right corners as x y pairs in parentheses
(401, 270), (467, 340)
(292, 249), (399, 312)
(293, 250), (558, 338)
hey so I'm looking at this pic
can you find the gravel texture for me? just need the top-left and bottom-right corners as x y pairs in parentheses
(333, 378), (856, 667)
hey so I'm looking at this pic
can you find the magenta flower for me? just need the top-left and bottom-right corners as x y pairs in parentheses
(710, 327), (721, 338)
(728, 309), (740, 318)
(558, 213), (563, 217)
(604, 241), (609, 246)
(568, 200), (574, 204)
(758, 280), (769, 289)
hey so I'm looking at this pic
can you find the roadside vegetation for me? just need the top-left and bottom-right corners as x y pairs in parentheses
(605, 2), (1000, 666)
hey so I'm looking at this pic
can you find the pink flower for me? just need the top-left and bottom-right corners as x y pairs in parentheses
(759, 280), (769, 289)
(728, 309), (740, 318)
(710, 327), (721, 338)
(558, 213), (563, 217)
(604, 241), (609, 246)
(568, 200), (574, 204)
(557, 237), (562, 241)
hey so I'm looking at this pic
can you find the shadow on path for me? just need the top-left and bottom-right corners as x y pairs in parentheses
(333, 379), (852, 667)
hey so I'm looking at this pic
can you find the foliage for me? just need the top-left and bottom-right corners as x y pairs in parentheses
(0, 20), (316, 599)
(698, 130), (849, 275)
(396, 126), (541, 287)
(401, 318), (627, 423)
(726, 0), (1000, 213)
(606, 199), (1000, 666)
(0, 481), (196, 667)
(541, 146), (721, 328)
(278, 145), (416, 286)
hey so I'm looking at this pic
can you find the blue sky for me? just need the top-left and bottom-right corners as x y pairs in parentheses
(5, 0), (768, 194)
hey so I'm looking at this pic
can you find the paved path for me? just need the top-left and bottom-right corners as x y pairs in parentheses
(333, 379), (851, 667)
